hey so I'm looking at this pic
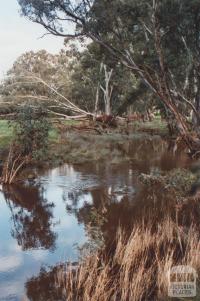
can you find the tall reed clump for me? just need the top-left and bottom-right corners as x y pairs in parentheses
(1, 144), (30, 184)
(57, 217), (200, 301)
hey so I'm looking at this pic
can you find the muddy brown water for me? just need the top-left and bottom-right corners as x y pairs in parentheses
(0, 138), (193, 300)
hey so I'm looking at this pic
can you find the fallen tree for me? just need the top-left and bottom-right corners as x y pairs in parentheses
(17, 0), (200, 155)
(1, 72), (93, 118)
(1, 72), (121, 131)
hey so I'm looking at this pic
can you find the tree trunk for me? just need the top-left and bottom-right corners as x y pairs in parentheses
(192, 75), (200, 130)
(100, 64), (113, 116)
(94, 82), (100, 119)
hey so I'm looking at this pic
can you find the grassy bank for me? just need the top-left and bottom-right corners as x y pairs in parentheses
(136, 117), (168, 136)
(47, 117), (168, 166)
(0, 117), (168, 148)
(0, 118), (168, 167)
(47, 131), (165, 166)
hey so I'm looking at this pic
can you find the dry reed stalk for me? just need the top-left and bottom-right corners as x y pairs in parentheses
(57, 217), (200, 301)
(1, 145), (30, 184)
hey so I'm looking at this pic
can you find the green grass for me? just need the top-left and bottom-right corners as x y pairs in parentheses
(0, 120), (13, 147)
(0, 120), (65, 147)
(63, 119), (81, 126)
(49, 127), (59, 142)
(49, 120), (81, 142)
(133, 117), (168, 136)
(141, 118), (167, 129)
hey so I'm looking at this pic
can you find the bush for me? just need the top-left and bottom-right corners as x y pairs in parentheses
(13, 105), (50, 161)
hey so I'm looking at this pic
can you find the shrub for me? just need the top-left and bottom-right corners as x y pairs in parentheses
(13, 105), (50, 161)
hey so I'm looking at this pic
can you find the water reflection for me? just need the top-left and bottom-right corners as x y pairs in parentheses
(23, 179), (200, 301)
(0, 171), (86, 300)
(0, 139), (194, 300)
(3, 184), (57, 251)
(25, 265), (63, 301)
(63, 175), (200, 254)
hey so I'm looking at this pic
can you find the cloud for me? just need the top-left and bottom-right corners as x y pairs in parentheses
(0, 255), (23, 272)
(0, 280), (23, 299)
(0, 0), (64, 79)
(31, 250), (48, 261)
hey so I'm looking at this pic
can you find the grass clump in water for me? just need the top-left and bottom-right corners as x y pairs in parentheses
(57, 217), (200, 301)
(139, 168), (197, 197)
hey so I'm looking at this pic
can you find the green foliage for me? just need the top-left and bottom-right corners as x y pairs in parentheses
(139, 168), (197, 196)
(68, 42), (139, 114)
(17, 0), (200, 124)
(0, 49), (74, 116)
(13, 105), (50, 161)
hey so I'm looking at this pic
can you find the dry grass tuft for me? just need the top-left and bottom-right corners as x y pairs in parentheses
(57, 217), (200, 301)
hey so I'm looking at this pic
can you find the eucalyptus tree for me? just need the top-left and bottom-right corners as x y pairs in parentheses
(3, 50), (65, 103)
(69, 41), (139, 116)
(1, 49), (90, 117)
(17, 0), (200, 153)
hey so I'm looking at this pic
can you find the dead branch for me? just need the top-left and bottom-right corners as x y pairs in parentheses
(1, 145), (31, 184)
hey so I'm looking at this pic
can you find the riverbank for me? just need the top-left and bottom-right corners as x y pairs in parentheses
(0, 117), (169, 171)
(1, 117), (198, 195)
(0, 117), (168, 149)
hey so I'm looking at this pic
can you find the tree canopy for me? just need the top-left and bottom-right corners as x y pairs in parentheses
(17, 0), (200, 152)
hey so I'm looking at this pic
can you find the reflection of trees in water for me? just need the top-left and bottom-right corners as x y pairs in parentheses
(63, 179), (200, 253)
(24, 180), (192, 300)
(64, 189), (108, 252)
(21, 164), (200, 300)
(25, 264), (65, 301)
(3, 184), (57, 251)
(23, 183), (200, 300)
(63, 186), (138, 250)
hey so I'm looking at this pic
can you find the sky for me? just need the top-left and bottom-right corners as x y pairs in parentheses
(0, 0), (64, 79)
